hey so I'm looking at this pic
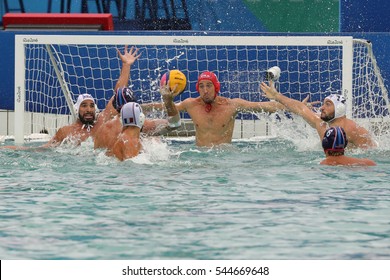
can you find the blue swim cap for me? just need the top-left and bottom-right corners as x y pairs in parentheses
(113, 87), (137, 112)
(322, 126), (348, 152)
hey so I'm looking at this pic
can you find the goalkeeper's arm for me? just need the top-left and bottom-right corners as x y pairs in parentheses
(160, 84), (181, 129)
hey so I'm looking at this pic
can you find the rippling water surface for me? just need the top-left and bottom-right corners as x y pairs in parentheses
(1, 137), (390, 259)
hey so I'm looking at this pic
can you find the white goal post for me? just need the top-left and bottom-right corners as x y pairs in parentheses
(14, 34), (389, 143)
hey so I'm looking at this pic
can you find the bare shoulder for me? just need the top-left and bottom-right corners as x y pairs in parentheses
(182, 97), (199, 104)
(229, 97), (243, 103)
(342, 155), (377, 166)
(54, 125), (72, 140)
(319, 158), (329, 165)
(341, 118), (368, 134)
(343, 118), (361, 130)
(347, 157), (377, 166)
(360, 158), (377, 166)
(177, 97), (200, 110)
(97, 106), (117, 123)
(42, 125), (70, 147)
(320, 156), (376, 166)
(222, 97), (241, 106)
(58, 123), (84, 138)
(343, 118), (377, 148)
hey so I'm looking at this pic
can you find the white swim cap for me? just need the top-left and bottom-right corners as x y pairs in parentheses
(120, 102), (145, 129)
(74, 93), (96, 115)
(324, 94), (346, 120)
(266, 66), (281, 81)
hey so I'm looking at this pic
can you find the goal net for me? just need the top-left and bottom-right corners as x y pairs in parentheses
(14, 34), (389, 143)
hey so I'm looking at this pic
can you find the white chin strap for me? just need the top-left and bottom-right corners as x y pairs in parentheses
(82, 124), (93, 132)
(139, 113), (145, 128)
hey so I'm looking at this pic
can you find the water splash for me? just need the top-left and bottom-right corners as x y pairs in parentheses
(132, 137), (171, 164)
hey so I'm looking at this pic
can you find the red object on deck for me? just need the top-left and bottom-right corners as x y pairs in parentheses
(2, 13), (114, 31)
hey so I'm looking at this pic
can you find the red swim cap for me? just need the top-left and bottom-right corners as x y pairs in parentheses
(196, 71), (220, 94)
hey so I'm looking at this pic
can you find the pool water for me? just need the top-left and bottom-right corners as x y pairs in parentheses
(1, 136), (390, 259)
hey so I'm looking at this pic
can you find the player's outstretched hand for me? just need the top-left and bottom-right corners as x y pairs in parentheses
(302, 95), (321, 110)
(160, 84), (177, 101)
(116, 45), (141, 66)
(260, 80), (279, 100)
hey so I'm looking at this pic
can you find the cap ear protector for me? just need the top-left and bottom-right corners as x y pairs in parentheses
(120, 102), (145, 129)
(196, 71), (221, 94)
(139, 112), (145, 128)
(322, 126), (348, 152)
(74, 93), (99, 117)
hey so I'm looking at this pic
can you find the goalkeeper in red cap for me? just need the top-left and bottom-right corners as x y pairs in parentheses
(172, 71), (285, 147)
